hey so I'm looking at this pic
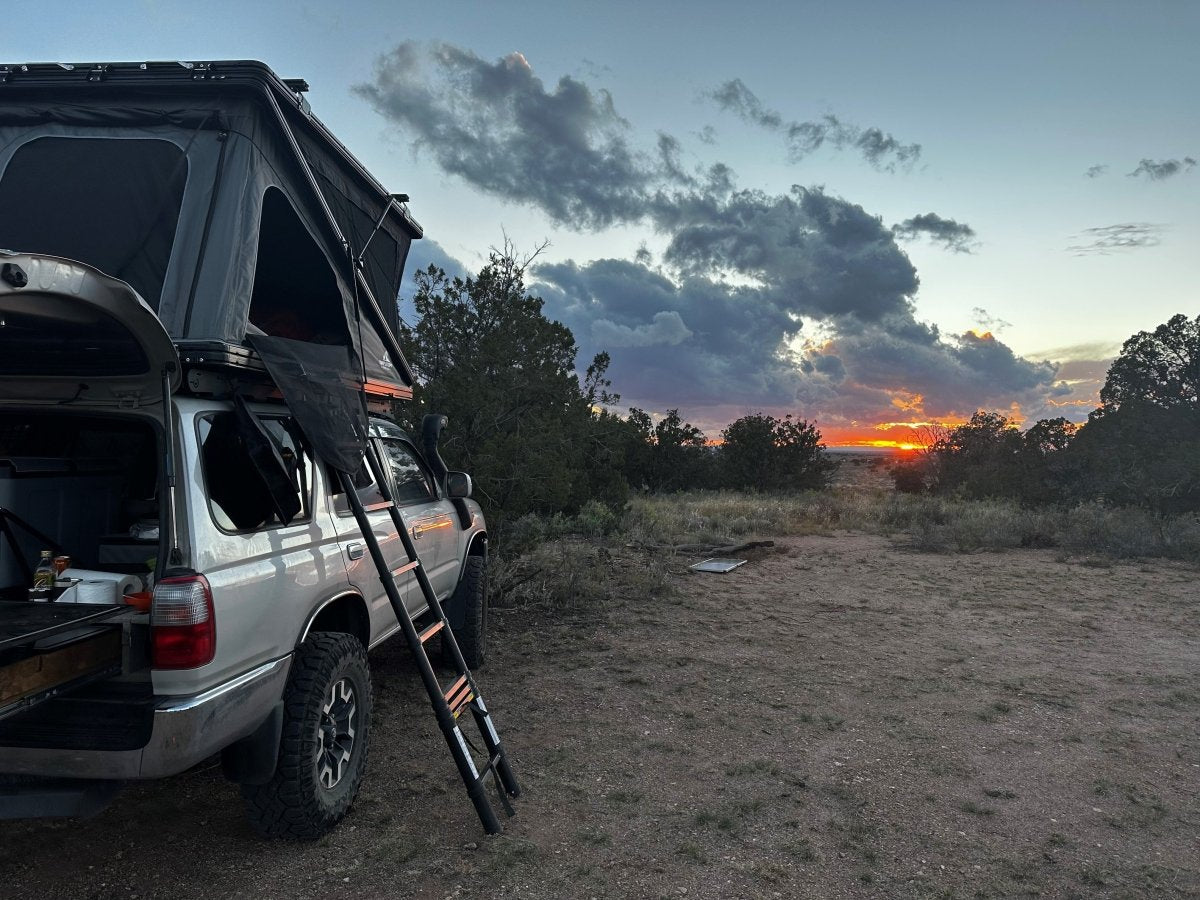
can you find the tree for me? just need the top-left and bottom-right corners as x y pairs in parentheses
(1099, 313), (1200, 413)
(1070, 401), (1200, 514)
(1016, 417), (1080, 503)
(719, 413), (835, 492)
(931, 411), (1023, 499)
(398, 250), (628, 526)
(1064, 314), (1200, 514)
(624, 407), (712, 492)
(924, 413), (1084, 503)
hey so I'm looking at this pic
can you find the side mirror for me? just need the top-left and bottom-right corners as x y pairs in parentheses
(446, 471), (473, 499)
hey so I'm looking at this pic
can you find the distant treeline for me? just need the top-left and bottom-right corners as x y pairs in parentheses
(399, 248), (1199, 530)
(893, 313), (1200, 515)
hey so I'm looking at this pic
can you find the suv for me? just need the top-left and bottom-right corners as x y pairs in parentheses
(0, 61), (490, 837)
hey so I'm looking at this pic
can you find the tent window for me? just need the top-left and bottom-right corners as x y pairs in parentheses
(248, 187), (348, 344)
(0, 137), (187, 310)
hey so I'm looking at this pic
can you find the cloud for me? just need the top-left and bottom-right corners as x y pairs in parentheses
(971, 307), (1011, 334)
(1066, 223), (1164, 255)
(365, 44), (1059, 433)
(892, 212), (978, 253)
(655, 185), (921, 322)
(1084, 164), (1108, 178)
(1127, 157), (1196, 180)
(533, 253), (1059, 425)
(707, 79), (921, 171)
(592, 310), (692, 348)
(1028, 340), (1120, 363)
(353, 42), (665, 229)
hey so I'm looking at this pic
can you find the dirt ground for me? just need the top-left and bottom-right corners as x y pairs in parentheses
(2, 533), (1197, 899)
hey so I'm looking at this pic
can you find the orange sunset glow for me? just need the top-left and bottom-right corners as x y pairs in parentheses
(821, 418), (968, 450)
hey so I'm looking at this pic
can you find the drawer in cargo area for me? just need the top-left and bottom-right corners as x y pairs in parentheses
(0, 603), (128, 722)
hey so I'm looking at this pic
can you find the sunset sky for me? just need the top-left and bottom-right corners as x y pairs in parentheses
(7, 1), (1198, 445)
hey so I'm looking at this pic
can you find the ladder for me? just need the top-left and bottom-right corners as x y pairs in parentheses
(336, 438), (520, 834)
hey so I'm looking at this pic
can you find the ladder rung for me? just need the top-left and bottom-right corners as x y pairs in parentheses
(419, 620), (445, 644)
(445, 676), (474, 717)
(390, 560), (419, 578)
(363, 500), (395, 512)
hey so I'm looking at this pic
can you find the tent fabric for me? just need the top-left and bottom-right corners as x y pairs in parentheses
(248, 335), (368, 476)
(0, 61), (418, 394)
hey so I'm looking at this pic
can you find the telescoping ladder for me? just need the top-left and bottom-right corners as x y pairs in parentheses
(336, 440), (520, 834)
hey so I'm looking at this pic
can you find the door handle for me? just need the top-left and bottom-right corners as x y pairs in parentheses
(410, 524), (425, 539)
(346, 542), (364, 560)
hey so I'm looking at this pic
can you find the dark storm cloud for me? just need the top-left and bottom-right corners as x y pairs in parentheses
(707, 79), (921, 171)
(1084, 164), (1108, 178)
(807, 324), (1057, 421)
(654, 186), (921, 321)
(532, 254), (1058, 423)
(1066, 223), (1163, 255)
(353, 43), (660, 229)
(533, 257), (802, 406)
(1127, 157), (1196, 180)
(892, 212), (978, 253)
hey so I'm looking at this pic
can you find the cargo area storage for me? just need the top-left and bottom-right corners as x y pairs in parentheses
(0, 410), (155, 736)
(0, 411), (162, 600)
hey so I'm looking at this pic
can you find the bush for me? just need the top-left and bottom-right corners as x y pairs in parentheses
(891, 459), (928, 494)
(719, 414), (836, 492)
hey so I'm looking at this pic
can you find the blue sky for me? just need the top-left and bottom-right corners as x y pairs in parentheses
(4, 1), (1196, 441)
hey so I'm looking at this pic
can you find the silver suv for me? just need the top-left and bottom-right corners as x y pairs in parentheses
(0, 59), (492, 837)
(0, 373), (489, 836)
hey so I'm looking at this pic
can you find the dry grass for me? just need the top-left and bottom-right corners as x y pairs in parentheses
(623, 490), (1200, 564)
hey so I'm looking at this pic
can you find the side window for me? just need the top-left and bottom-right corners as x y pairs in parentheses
(380, 439), (436, 505)
(198, 413), (313, 532)
(329, 460), (387, 516)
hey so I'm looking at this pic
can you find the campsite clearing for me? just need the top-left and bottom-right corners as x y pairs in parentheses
(2, 533), (1197, 899)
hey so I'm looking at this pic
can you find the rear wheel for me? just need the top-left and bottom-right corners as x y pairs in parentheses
(444, 554), (487, 669)
(242, 632), (372, 840)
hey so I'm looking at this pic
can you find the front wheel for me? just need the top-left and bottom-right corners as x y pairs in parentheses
(242, 632), (373, 840)
(444, 554), (487, 669)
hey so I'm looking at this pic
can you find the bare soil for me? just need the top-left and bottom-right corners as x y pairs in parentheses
(2, 534), (1198, 899)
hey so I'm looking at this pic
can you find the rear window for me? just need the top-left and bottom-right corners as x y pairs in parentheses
(198, 413), (313, 533)
(0, 136), (187, 309)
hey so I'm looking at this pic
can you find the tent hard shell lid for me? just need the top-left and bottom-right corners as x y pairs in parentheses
(0, 59), (421, 404)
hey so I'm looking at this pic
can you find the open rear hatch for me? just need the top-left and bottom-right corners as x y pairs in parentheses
(0, 250), (180, 406)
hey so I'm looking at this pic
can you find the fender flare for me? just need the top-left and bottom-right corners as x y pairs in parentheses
(296, 589), (371, 648)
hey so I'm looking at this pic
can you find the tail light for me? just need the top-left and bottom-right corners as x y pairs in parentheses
(151, 574), (215, 669)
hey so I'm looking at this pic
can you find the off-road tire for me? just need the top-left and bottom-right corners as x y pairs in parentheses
(242, 632), (372, 840)
(444, 554), (487, 669)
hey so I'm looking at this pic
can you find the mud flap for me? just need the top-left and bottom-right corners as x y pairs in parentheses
(220, 701), (284, 786)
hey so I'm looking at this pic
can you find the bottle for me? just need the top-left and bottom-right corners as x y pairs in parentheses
(31, 550), (56, 600)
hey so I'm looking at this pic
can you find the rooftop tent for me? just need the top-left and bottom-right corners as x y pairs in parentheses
(0, 60), (420, 398)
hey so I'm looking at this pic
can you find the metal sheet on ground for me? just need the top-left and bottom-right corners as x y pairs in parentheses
(689, 558), (748, 573)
